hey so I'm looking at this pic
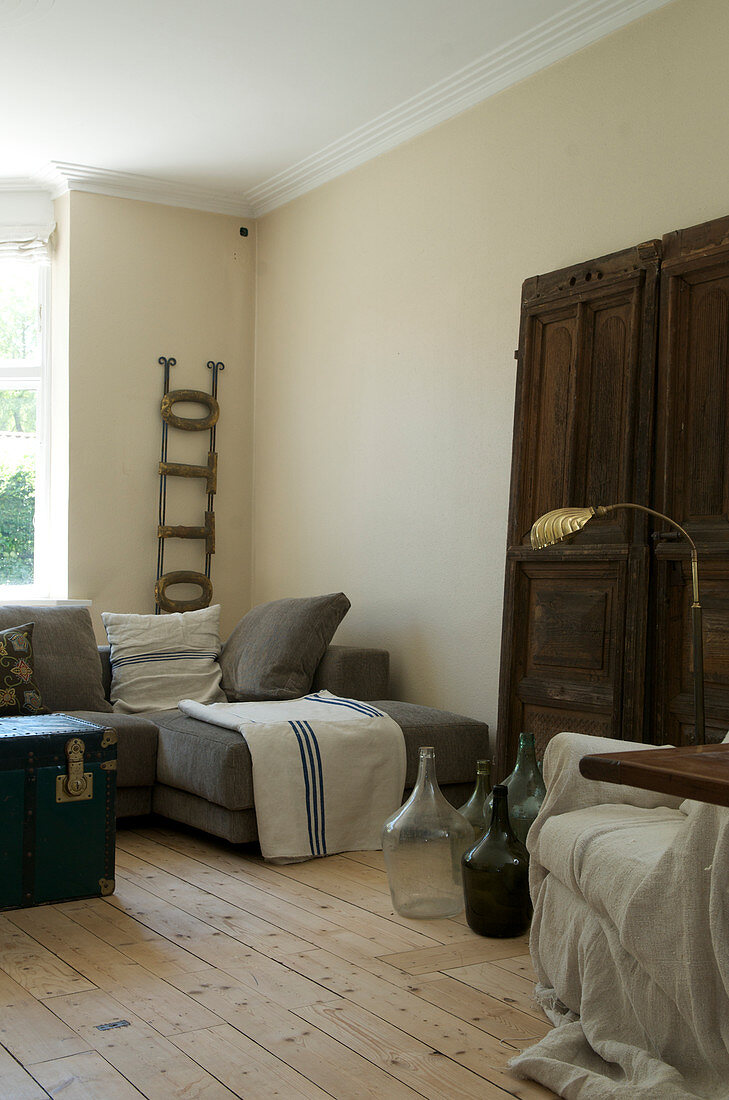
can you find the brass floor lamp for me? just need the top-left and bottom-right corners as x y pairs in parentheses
(529, 503), (706, 746)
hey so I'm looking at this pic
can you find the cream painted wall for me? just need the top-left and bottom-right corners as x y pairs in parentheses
(64, 192), (255, 640)
(253, 0), (729, 738)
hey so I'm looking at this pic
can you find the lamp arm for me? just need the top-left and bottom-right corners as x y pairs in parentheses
(596, 502), (699, 604)
(597, 501), (705, 745)
(595, 502), (696, 554)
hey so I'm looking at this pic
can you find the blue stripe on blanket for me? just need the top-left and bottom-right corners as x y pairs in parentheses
(300, 723), (321, 855)
(301, 721), (327, 855)
(305, 694), (383, 719)
(290, 720), (327, 856)
(290, 721), (317, 855)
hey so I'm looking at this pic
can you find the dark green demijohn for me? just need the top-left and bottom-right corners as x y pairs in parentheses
(461, 783), (532, 938)
(484, 731), (546, 845)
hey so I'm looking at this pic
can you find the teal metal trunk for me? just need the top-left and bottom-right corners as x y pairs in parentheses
(0, 715), (116, 910)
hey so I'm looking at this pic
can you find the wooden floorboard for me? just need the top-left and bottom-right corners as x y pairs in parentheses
(0, 824), (555, 1099)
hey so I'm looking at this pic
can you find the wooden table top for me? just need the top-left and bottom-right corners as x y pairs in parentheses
(579, 743), (729, 808)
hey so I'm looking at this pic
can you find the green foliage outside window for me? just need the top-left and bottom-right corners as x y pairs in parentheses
(0, 271), (39, 360)
(0, 462), (34, 585)
(0, 265), (40, 585)
(0, 390), (36, 433)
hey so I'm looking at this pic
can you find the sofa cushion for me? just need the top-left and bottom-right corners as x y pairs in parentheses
(101, 605), (226, 714)
(149, 697), (488, 815)
(0, 622), (44, 715)
(220, 593), (350, 702)
(149, 709), (253, 810)
(152, 785), (257, 844)
(0, 605), (111, 713)
(67, 710), (159, 789)
(538, 803), (686, 918)
(117, 787), (153, 818)
(312, 644), (389, 699)
(374, 700), (489, 787)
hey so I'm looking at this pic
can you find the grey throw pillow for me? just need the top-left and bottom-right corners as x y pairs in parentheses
(220, 593), (351, 701)
(0, 606), (112, 713)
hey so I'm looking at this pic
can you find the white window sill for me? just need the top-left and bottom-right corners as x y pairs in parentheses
(0, 596), (92, 607)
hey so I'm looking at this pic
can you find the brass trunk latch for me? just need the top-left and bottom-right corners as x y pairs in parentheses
(56, 737), (93, 802)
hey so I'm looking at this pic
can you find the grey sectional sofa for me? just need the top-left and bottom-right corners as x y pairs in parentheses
(1, 605), (490, 846)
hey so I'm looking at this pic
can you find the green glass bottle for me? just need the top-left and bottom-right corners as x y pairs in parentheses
(485, 731), (545, 845)
(462, 783), (532, 938)
(457, 759), (492, 841)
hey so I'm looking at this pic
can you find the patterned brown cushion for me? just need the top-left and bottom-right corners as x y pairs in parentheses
(0, 622), (45, 716)
(0, 606), (111, 713)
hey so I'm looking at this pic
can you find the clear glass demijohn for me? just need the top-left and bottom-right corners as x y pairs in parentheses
(382, 746), (475, 919)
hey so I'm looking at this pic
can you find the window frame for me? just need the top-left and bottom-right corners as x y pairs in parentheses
(0, 260), (52, 599)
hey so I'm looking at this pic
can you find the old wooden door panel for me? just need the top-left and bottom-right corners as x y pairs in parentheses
(508, 242), (661, 549)
(497, 242), (660, 776)
(523, 562), (617, 681)
(517, 296), (640, 543)
(521, 304), (577, 531)
(653, 560), (729, 745)
(498, 550), (640, 775)
(652, 215), (729, 745)
(656, 214), (729, 538)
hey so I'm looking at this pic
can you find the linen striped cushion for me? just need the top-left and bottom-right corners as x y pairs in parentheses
(102, 605), (226, 714)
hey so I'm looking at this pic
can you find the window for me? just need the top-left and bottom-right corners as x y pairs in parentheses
(0, 259), (50, 596)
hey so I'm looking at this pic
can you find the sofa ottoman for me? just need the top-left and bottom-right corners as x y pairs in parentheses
(148, 697), (490, 844)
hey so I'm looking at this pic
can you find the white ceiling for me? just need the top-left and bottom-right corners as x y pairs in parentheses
(1, 0), (672, 216)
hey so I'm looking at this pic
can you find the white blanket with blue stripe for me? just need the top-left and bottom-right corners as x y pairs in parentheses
(177, 690), (406, 862)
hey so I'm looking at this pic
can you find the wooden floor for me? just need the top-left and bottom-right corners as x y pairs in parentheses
(0, 824), (556, 1099)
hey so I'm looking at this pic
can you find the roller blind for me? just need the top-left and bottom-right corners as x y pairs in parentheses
(0, 224), (55, 262)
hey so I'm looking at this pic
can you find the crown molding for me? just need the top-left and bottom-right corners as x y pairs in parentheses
(0, 0), (672, 221)
(36, 162), (253, 217)
(0, 178), (50, 192)
(246, 0), (674, 216)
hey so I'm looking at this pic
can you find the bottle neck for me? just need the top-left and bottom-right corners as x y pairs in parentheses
(488, 784), (514, 838)
(415, 747), (438, 793)
(474, 761), (492, 797)
(513, 734), (540, 777)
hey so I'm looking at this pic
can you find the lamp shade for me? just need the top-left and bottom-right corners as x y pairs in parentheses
(530, 507), (597, 549)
